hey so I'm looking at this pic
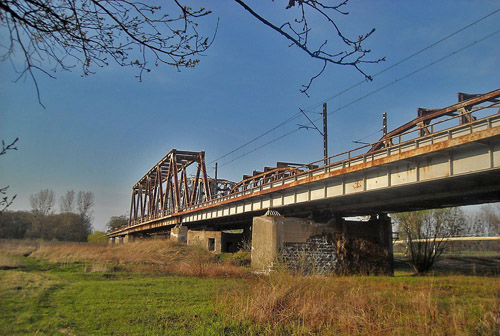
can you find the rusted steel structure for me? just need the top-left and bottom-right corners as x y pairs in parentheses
(128, 149), (317, 226)
(129, 150), (212, 222)
(369, 89), (500, 152)
(111, 88), (500, 238)
(230, 162), (318, 194)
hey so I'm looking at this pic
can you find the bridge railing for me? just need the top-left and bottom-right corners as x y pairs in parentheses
(119, 98), (500, 231)
(180, 103), (500, 213)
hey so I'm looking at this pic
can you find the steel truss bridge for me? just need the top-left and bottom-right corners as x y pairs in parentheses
(109, 89), (500, 238)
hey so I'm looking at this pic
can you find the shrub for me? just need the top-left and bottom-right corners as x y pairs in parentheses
(87, 231), (108, 243)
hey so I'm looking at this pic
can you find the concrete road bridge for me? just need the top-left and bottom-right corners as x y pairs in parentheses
(109, 88), (500, 239)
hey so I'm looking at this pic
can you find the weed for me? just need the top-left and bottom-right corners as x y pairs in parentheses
(219, 272), (500, 335)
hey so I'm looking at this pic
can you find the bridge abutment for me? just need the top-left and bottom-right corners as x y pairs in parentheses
(251, 213), (393, 275)
(170, 225), (187, 243)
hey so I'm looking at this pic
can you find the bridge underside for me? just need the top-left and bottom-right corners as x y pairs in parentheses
(114, 167), (500, 237)
(109, 88), (500, 239)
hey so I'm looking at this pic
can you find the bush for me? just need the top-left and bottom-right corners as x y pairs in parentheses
(87, 231), (108, 243)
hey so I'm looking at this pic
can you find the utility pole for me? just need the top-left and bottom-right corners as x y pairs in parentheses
(382, 112), (387, 136)
(323, 103), (328, 165)
(298, 103), (329, 166)
(214, 162), (218, 198)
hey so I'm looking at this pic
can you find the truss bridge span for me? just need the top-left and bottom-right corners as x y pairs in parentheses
(109, 89), (500, 238)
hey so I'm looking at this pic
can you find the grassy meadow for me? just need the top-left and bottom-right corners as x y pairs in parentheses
(0, 239), (498, 335)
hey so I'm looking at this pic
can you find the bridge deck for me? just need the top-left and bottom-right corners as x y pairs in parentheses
(109, 89), (500, 237)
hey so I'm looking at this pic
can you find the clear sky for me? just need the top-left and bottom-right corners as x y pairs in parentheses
(1, 1), (499, 231)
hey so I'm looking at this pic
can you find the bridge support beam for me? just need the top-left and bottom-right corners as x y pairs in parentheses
(122, 234), (134, 243)
(251, 213), (393, 275)
(337, 214), (393, 275)
(170, 225), (187, 243)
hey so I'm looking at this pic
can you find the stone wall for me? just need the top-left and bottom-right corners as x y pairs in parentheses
(279, 235), (337, 274)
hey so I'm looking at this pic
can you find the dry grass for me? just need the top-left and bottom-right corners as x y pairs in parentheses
(0, 253), (22, 269)
(2, 239), (498, 334)
(219, 272), (500, 335)
(0, 239), (247, 277)
(0, 239), (39, 257)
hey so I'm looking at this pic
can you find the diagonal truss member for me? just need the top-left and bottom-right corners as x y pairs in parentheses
(129, 150), (211, 224)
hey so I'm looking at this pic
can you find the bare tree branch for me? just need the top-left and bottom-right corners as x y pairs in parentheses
(0, 138), (19, 213)
(233, 0), (384, 94)
(0, 0), (217, 104)
(1, 0), (382, 99)
(0, 138), (19, 156)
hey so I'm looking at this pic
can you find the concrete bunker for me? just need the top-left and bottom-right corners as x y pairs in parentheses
(187, 229), (246, 253)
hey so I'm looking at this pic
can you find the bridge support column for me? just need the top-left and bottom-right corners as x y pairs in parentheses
(337, 214), (393, 275)
(251, 213), (393, 275)
(122, 234), (134, 243)
(251, 214), (336, 274)
(108, 237), (115, 245)
(170, 225), (187, 244)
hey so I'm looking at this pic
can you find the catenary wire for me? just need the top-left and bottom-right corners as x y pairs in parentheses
(219, 28), (500, 167)
(211, 8), (500, 166)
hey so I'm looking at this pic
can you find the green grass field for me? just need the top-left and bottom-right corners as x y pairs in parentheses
(0, 257), (251, 335)
(0, 241), (498, 335)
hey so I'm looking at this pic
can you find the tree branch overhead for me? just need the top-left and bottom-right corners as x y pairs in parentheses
(234, 0), (384, 94)
(1, 0), (381, 98)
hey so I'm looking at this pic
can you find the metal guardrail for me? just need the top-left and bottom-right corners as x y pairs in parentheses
(182, 106), (500, 212)
(115, 102), (500, 233)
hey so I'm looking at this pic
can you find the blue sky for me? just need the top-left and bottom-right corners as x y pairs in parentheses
(1, 1), (499, 231)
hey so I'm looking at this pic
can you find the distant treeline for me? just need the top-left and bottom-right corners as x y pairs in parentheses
(0, 211), (91, 241)
(0, 189), (94, 242)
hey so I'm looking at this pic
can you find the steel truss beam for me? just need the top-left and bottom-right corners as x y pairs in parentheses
(129, 150), (212, 225)
(369, 88), (500, 152)
(113, 89), (500, 235)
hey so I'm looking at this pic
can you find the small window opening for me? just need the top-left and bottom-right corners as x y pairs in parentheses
(208, 238), (215, 251)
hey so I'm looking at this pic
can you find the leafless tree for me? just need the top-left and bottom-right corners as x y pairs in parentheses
(28, 188), (55, 238)
(59, 190), (75, 213)
(0, 138), (18, 213)
(394, 208), (466, 274)
(76, 190), (94, 218)
(29, 189), (55, 216)
(1, 0), (382, 103)
(479, 203), (500, 236)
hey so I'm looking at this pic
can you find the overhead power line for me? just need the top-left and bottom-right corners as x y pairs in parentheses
(302, 7), (500, 113)
(219, 28), (500, 167)
(211, 8), (500, 167)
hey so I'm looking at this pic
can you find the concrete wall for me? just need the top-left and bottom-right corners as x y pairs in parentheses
(251, 213), (394, 275)
(187, 230), (222, 252)
(170, 225), (187, 243)
(187, 230), (246, 253)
